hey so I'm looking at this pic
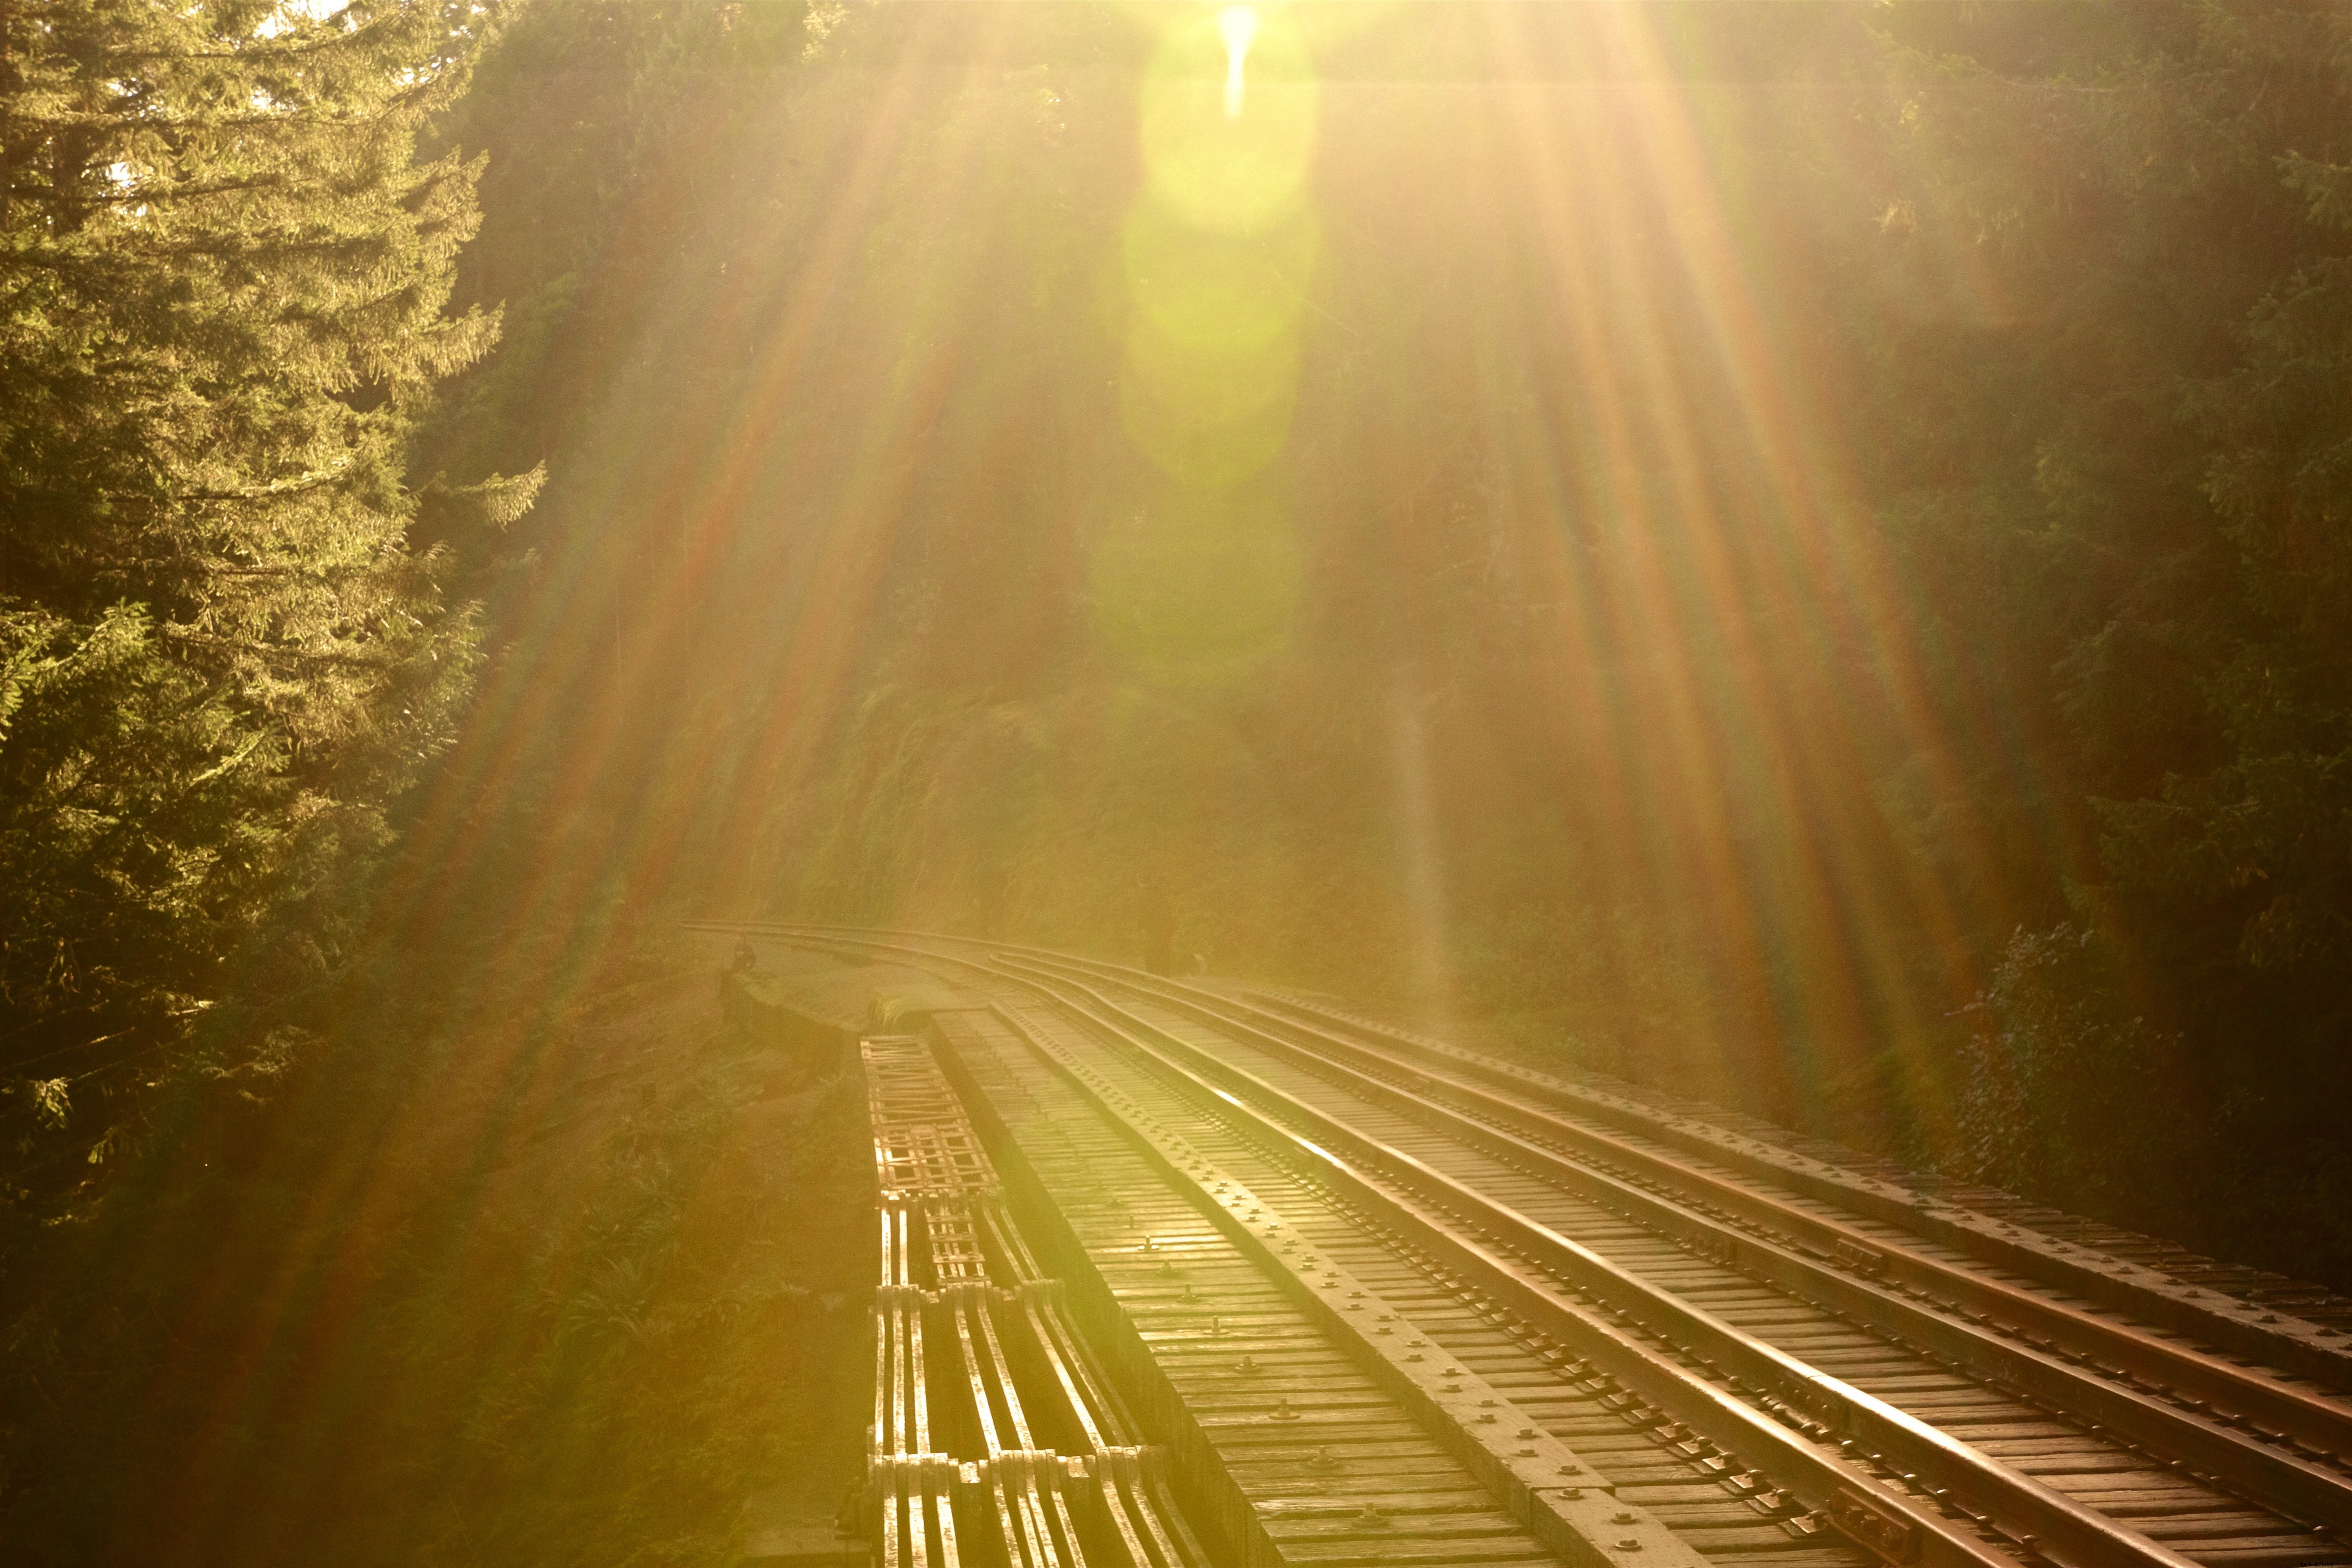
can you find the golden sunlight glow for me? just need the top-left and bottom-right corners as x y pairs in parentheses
(65, 13), (2326, 1558)
(1091, 5), (1321, 686)
(1219, 5), (1258, 118)
(398, 0), (2052, 1152)
(1140, 6), (1313, 234)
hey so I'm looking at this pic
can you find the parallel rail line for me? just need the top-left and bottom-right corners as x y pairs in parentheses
(976, 956), (2352, 1509)
(705, 922), (2352, 1568)
(1232, 988), (2352, 1382)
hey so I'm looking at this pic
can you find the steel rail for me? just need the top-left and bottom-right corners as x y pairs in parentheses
(790, 922), (2352, 1469)
(1015, 1286), (1164, 1568)
(809, 931), (2212, 1568)
(1235, 987), (2352, 1387)
(1015, 970), (2232, 1568)
(734, 918), (2352, 1391)
(976, 996), (1722, 1568)
(974, 951), (2352, 1534)
(863, 1029), (1200, 1568)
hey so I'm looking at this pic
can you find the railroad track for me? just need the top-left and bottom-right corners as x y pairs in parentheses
(707, 923), (2352, 1568)
(861, 1029), (1208, 1566)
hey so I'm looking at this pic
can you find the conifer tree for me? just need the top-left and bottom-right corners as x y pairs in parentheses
(0, 0), (531, 1194)
(1874, 0), (2352, 1258)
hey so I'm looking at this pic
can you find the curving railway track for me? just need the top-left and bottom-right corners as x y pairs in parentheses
(710, 924), (2352, 1568)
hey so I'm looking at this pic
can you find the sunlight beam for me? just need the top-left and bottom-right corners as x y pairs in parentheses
(1220, 5), (1258, 118)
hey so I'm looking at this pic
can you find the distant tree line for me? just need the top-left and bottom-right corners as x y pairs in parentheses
(1857, 5), (2352, 1253)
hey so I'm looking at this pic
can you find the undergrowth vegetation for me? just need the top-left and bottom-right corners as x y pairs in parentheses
(2, 926), (869, 1568)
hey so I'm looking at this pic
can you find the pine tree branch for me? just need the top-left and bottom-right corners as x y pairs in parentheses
(11, 71), (450, 136)
(76, 173), (290, 205)
(110, 463), (357, 504)
(100, 6), (406, 68)
(158, 625), (410, 671)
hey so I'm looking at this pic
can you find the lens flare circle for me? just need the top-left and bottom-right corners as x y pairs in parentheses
(1118, 340), (1301, 488)
(1219, 5), (1259, 118)
(1088, 490), (1303, 687)
(1140, 6), (1316, 234)
(1124, 202), (1317, 354)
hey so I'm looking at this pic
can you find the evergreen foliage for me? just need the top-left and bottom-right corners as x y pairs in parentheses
(0, 0), (529, 1200)
(1869, 0), (2352, 1262)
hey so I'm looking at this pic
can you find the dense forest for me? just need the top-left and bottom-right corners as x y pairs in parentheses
(3, 2), (2349, 1563)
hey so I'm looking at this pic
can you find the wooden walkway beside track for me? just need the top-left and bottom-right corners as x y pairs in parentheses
(706, 925), (2352, 1568)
